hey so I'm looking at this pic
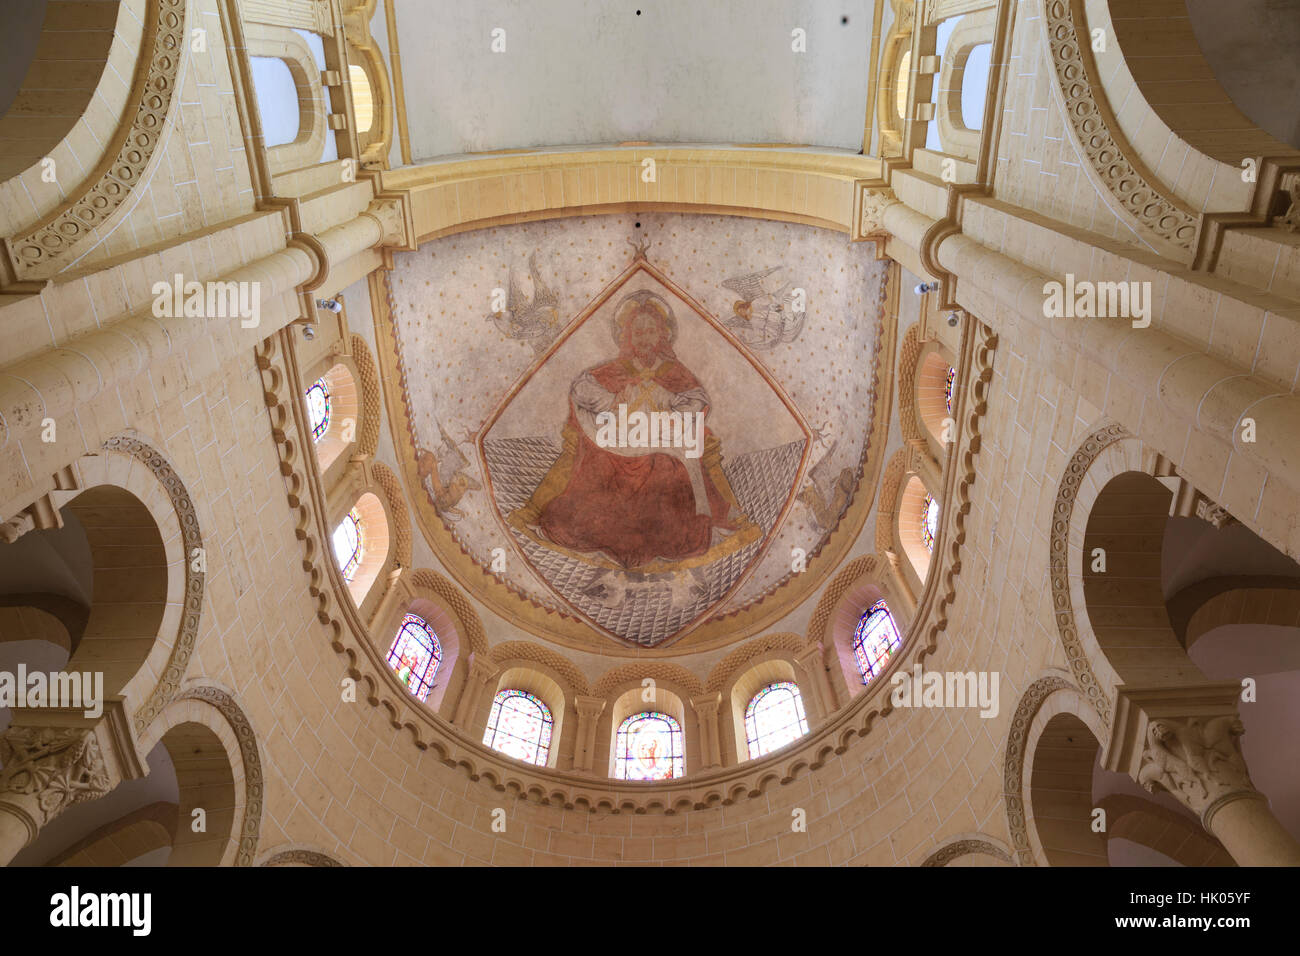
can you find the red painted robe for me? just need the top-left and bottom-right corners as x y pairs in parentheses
(538, 357), (733, 569)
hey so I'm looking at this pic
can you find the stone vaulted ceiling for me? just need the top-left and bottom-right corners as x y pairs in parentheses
(384, 212), (889, 651)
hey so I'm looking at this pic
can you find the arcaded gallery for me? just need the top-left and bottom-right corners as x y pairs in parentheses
(1, 0), (1299, 900)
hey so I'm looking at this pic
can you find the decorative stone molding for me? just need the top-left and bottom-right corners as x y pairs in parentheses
(349, 334), (382, 459)
(591, 662), (705, 699)
(807, 555), (880, 649)
(370, 462), (412, 568)
(489, 642), (591, 696)
(921, 836), (1013, 866)
(407, 568), (488, 656)
(1002, 675), (1074, 866)
(704, 633), (807, 693)
(1039, 0), (1198, 253)
(260, 848), (346, 867)
(177, 685), (263, 866)
(3, 0), (189, 282)
(1048, 422), (1129, 728)
(98, 435), (205, 733)
(0, 727), (112, 836)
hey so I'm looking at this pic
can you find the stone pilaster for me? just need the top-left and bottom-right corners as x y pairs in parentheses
(572, 696), (607, 773)
(691, 693), (723, 770)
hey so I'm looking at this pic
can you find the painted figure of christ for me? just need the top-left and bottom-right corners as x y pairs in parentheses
(513, 290), (755, 570)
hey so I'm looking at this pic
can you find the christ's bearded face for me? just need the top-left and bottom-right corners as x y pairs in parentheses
(627, 309), (665, 362)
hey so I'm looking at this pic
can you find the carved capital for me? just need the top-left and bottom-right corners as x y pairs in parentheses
(0, 726), (112, 828)
(854, 185), (900, 240)
(690, 692), (722, 719)
(574, 695), (607, 720)
(1138, 716), (1257, 824)
(361, 199), (409, 249)
(1106, 684), (1260, 828)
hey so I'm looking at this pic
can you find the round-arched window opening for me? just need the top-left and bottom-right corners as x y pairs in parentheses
(332, 508), (364, 581)
(944, 366), (957, 414)
(483, 689), (554, 766)
(922, 493), (939, 552)
(306, 378), (330, 442)
(744, 682), (809, 759)
(854, 599), (901, 685)
(387, 612), (441, 702)
(896, 49), (912, 120)
(614, 712), (684, 781)
(349, 64), (373, 134)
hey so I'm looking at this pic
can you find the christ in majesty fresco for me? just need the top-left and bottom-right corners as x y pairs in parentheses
(510, 290), (757, 571)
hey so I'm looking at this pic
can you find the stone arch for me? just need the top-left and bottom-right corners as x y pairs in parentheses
(330, 489), (391, 615)
(136, 684), (264, 867)
(304, 359), (361, 478)
(723, 655), (813, 765)
(605, 682), (693, 780)
(875, 0), (915, 155)
(48, 802), (178, 867)
(482, 666), (569, 770)
(0, 435), (204, 729)
(1005, 676), (1111, 866)
(1104, 0), (1300, 172)
(1098, 794), (1235, 866)
(0, 0), (186, 282)
(341, 0), (394, 164)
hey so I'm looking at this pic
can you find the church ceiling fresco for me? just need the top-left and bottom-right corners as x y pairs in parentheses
(386, 213), (888, 648)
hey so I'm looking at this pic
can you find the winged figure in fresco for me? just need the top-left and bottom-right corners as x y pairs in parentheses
(489, 250), (563, 356)
(721, 265), (805, 350)
(416, 421), (481, 521)
(797, 420), (855, 534)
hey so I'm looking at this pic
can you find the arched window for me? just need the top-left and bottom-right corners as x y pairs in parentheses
(332, 508), (364, 581)
(483, 689), (553, 766)
(744, 682), (809, 759)
(921, 493), (939, 552)
(349, 64), (374, 133)
(944, 366), (956, 414)
(306, 378), (331, 442)
(895, 49), (912, 119)
(614, 712), (684, 781)
(386, 613), (441, 702)
(854, 599), (902, 685)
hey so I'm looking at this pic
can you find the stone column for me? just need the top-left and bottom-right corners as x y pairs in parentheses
(1107, 685), (1300, 866)
(452, 657), (500, 731)
(572, 696), (607, 773)
(691, 692), (723, 770)
(0, 725), (114, 865)
(795, 644), (836, 725)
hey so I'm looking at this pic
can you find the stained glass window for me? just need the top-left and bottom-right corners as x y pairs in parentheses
(483, 689), (553, 766)
(614, 712), (684, 781)
(854, 599), (901, 685)
(944, 366), (956, 414)
(386, 613), (441, 702)
(306, 379), (330, 442)
(921, 493), (939, 552)
(332, 508), (363, 581)
(745, 682), (809, 759)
